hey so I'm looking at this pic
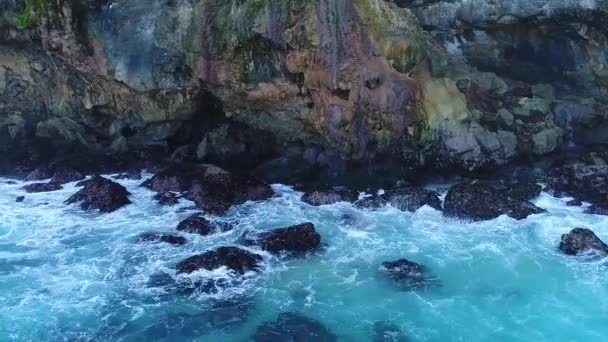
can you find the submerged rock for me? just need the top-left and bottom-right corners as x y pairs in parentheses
(66, 175), (131, 212)
(444, 182), (545, 221)
(559, 228), (608, 256)
(113, 170), (142, 180)
(145, 164), (273, 214)
(248, 223), (321, 255)
(372, 321), (408, 342)
(253, 312), (337, 342)
(22, 182), (63, 193)
(380, 258), (434, 291)
(154, 191), (180, 206)
(355, 186), (442, 212)
(302, 188), (358, 206)
(176, 214), (232, 236)
(137, 232), (186, 246)
(15, 196), (25, 202)
(175, 246), (262, 274)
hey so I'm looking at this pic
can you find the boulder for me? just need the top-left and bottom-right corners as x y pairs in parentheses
(175, 246), (262, 274)
(154, 192), (180, 206)
(355, 186), (442, 212)
(444, 182), (545, 221)
(380, 258), (434, 291)
(249, 223), (321, 255)
(176, 214), (232, 236)
(301, 188), (358, 206)
(547, 155), (608, 208)
(50, 169), (85, 184)
(137, 232), (187, 246)
(253, 312), (337, 342)
(22, 182), (63, 193)
(66, 175), (131, 212)
(16, 196), (25, 202)
(559, 228), (608, 256)
(145, 164), (273, 214)
(505, 181), (542, 201)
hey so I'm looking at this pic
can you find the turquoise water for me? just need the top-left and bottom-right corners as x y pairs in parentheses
(1, 175), (608, 341)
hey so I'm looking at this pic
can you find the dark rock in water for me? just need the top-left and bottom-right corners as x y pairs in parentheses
(559, 228), (608, 256)
(22, 182), (63, 193)
(302, 188), (358, 206)
(176, 214), (232, 236)
(154, 191), (180, 206)
(137, 232), (186, 246)
(206, 298), (254, 329)
(145, 164), (273, 214)
(66, 175), (131, 212)
(547, 155), (608, 208)
(372, 321), (408, 342)
(585, 205), (608, 216)
(355, 186), (442, 212)
(24, 167), (52, 181)
(15, 196), (25, 202)
(566, 199), (582, 206)
(380, 258), (435, 291)
(506, 181), (542, 201)
(50, 169), (85, 184)
(250, 222), (321, 255)
(113, 170), (142, 180)
(175, 246), (262, 274)
(444, 182), (545, 221)
(5, 181), (17, 185)
(253, 312), (337, 342)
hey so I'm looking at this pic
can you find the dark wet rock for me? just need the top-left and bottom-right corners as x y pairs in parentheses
(24, 167), (52, 181)
(66, 175), (131, 212)
(585, 205), (608, 216)
(301, 188), (358, 206)
(112, 170), (142, 180)
(137, 232), (187, 246)
(566, 199), (582, 206)
(176, 214), (232, 236)
(380, 258), (434, 291)
(5, 181), (17, 185)
(15, 196), (25, 202)
(355, 186), (442, 212)
(444, 182), (545, 221)
(559, 228), (608, 256)
(22, 182), (63, 193)
(50, 169), (85, 184)
(253, 312), (337, 342)
(145, 164), (273, 214)
(175, 246), (262, 275)
(547, 154), (608, 207)
(154, 191), (180, 206)
(373, 321), (408, 342)
(249, 223), (321, 255)
(506, 181), (542, 201)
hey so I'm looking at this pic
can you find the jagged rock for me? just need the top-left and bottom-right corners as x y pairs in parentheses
(355, 186), (442, 212)
(302, 188), (358, 206)
(505, 182), (542, 201)
(66, 176), (131, 212)
(380, 258), (435, 291)
(137, 232), (187, 246)
(154, 192), (180, 206)
(22, 182), (63, 193)
(250, 223), (321, 255)
(547, 155), (608, 209)
(50, 169), (85, 184)
(15, 196), (25, 202)
(175, 247), (262, 274)
(176, 214), (232, 236)
(145, 164), (273, 214)
(444, 182), (545, 221)
(253, 312), (337, 342)
(559, 228), (608, 256)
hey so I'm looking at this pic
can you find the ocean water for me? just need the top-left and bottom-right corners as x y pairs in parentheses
(1, 174), (608, 341)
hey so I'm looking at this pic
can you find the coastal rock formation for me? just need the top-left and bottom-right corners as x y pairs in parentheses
(22, 181), (63, 193)
(380, 258), (435, 290)
(253, 312), (337, 342)
(444, 182), (545, 221)
(3, 0), (608, 179)
(355, 186), (442, 212)
(175, 246), (262, 275)
(559, 228), (608, 256)
(137, 232), (187, 246)
(176, 213), (232, 236)
(250, 222), (322, 255)
(66, 175), (131, 212)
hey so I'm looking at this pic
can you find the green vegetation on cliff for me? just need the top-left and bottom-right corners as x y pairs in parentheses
(16, 0), (46, 30)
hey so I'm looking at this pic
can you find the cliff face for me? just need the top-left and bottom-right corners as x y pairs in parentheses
(2, 0), (608, 176)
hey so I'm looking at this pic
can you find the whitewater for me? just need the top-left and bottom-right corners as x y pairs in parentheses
(1, 174), (607, 341)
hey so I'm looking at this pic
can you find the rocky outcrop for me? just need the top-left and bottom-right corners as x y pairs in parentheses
(66, 175), (131, 212)
(249, 223), (322, 256)
(380, 258), (436, 290)
(137, 232), (187, 246)
(22, 181), (63, 193)
(355, 186), (442, 212)
(302, 188), (358, 206)
(2, 0), (608, 178)
(176, 214), (232, 236)
(444, 182), (545, 221)
(559, 228), (608, 256)
(175, 246), (262, 275)
(253, 312), (337, 342)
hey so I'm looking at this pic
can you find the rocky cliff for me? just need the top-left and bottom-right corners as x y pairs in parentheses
(2, 0), (608, 179)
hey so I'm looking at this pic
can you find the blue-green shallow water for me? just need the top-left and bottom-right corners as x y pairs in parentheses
(1, 175), (608, 341)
